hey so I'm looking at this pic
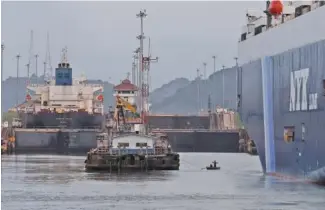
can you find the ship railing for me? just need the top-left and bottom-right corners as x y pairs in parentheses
(27, 84), (48, 88)
(151, 128), (239, 133)
(15, 126), (102, 132)
(149, 125), (206, 130)
(95, 147), (110, 154)
(23, 125), (102, 129)
(154, 147), (167, 155)
(109, 148), (155, 156)
(85, 84), (104, 88)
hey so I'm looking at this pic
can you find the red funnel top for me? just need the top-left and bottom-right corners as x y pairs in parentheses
(269, 0), (283, 16)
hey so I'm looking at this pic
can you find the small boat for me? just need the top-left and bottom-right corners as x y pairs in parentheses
(206, 166), (220, 170)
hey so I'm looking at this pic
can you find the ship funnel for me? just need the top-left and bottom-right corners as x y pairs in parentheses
(55, 46), (73, 86)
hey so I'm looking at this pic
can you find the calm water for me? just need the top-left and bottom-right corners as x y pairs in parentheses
(1, 153), (324, 210)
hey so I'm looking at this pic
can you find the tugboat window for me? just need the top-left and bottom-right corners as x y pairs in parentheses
(136, 143), (147, 147)
(118, 142), (129, 147)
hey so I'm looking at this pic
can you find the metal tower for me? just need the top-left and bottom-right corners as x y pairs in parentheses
(136, 10), (158, 126)
(134, 47), (140, 92)
(35, 54), (39, 84)
(143, 37), (158, 110)
(27, 30), (34, 83)
(136, 10), (146, 120)
(44, 32), (53, 82)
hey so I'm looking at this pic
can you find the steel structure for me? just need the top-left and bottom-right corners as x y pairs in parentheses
(136, 10), (158, 125)
(44, 32), (53, 82)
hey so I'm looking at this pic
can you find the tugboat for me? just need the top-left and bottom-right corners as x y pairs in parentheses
(84, 77), (180, 172)
(84, 131), (180, 172)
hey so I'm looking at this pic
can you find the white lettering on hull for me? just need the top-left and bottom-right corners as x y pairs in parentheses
(289, 68), (318, 112)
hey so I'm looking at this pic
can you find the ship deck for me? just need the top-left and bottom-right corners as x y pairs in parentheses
(14, 128), (102, 133)
(151, 129), (239, 133)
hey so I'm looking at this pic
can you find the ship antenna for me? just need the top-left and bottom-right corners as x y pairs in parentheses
(61, 46), (68, 63)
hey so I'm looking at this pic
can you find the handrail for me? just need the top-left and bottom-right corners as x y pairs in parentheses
(151, 128), (239, 133)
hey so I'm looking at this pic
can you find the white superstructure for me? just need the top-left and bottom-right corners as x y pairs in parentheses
(26, 78), (104, 114)
(238, 1), (325, 65)
(23, 49), (105, 114)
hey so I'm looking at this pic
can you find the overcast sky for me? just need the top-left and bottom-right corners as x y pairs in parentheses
(2, 1), (265, 89)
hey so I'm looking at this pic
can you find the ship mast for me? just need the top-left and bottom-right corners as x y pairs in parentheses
(136, 10), (158, 132)
(136, 10), (146, 123)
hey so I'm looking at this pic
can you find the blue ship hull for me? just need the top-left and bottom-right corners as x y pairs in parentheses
(239, 40), (325, 183)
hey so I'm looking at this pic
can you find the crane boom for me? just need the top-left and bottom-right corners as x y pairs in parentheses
(116, 95), (137, 113)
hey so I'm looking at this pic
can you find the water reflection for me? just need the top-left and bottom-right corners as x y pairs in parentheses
(85, 170), (175, 182)
(1, 155), (175, 185)
(2, 154), (325, 210)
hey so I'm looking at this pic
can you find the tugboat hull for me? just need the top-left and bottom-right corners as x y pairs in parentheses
(85, 153), (180, 172)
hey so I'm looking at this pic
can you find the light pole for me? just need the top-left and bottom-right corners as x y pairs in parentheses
(197, 68), (201, 114)
(234, 57), (240, 113)
(203, 62), (207, 80)
(212, 55), (216, 73)
(35, 54), (39, 84)
(222, 65), (225, 108)
(16, 54), (21, 106)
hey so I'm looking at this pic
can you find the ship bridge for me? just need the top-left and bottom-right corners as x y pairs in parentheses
(22, 47), (104, 114)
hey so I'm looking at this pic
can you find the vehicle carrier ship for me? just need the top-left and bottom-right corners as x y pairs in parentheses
(237, 1), (325, 183)
(13, 48), (105, 154)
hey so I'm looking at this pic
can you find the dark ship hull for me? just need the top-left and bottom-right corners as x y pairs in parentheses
(14, 129), (100, 154)
(20, 112), (104, 129)
(15, 112), (105, 154)
(148, 115), (240, 153)
(148, 115), (210, 129)
(239, 39), (325, 183)
(165, 130), (239, 153)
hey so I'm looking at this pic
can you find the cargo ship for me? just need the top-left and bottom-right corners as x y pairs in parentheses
(13, 48), (105, 154)
(237, 1), (325, 183)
